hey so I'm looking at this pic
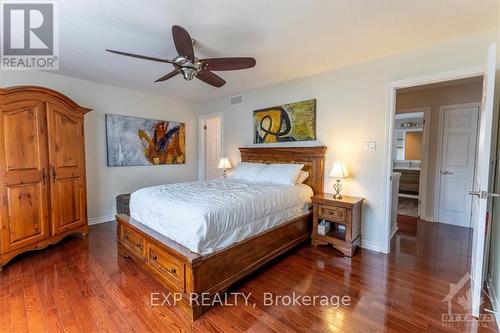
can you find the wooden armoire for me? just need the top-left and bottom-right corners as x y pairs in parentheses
(0, 86), (91, 270)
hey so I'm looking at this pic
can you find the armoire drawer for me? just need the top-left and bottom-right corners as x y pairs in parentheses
(120, 225), (146, 259)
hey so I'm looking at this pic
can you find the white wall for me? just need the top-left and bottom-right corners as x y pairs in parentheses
(0, 71), (198, 223)
(195, 31), (497, 252)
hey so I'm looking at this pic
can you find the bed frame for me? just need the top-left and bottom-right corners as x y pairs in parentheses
(115, 146), (326, 320)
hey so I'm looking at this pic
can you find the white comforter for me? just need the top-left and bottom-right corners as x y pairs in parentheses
(129, 178), (313, 255)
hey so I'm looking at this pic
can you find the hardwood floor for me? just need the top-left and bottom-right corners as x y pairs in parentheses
(396, 214), (419, 234)
(0, 221), (497, 332)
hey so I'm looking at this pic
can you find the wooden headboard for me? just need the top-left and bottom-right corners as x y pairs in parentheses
(239, 146), (327, 194)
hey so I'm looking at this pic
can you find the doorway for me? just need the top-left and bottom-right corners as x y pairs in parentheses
(199, 113), (223, 180)
(390, 78), (483, 238)
(385, 44), (497, 317)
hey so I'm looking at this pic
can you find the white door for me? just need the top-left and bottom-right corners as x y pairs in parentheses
(470, 43), (497, 316)
(204, 116), (221, 180)
(437, 105), (479, 227)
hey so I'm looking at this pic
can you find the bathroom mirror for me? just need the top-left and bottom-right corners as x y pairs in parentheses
(393, 112), (424, 165)
(395, 130), (422, 161)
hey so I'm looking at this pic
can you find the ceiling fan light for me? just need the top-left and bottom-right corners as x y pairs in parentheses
(182, 68), (197, 80)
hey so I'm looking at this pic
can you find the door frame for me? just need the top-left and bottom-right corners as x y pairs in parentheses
(434, 103), (481, 226)
(395, 107), (431, 220)
(382, 66), (483, 254)
(198, 112), (223, 180)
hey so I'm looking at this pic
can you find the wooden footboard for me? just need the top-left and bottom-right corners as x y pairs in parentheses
(116, 212), (312, 320)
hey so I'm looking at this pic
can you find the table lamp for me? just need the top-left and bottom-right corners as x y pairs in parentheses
(218, 158), (232, 178)
(329, 161), (349, 199)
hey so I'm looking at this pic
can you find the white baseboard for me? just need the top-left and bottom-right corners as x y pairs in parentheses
(390, 224), (398, 239)
(88, 215), (115, 225)
(486, 278), (500, 328)
(420, 214), (437, 223)
(361, 240), (382, 253)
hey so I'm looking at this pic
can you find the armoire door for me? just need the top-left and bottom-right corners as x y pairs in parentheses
(0, 100), (50, 252)
(47, 103), (87, 235)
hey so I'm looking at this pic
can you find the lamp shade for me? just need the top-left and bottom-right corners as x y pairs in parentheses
(329, 161), (349, 179)
(218, 158), (232, 169)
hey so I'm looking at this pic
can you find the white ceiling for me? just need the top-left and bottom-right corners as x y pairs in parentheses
(57, 0), (499, 102)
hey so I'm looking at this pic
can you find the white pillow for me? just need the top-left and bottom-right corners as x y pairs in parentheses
(232, 162), (267, 182)
(256, 163), (304, 185)
(296, 170), (310, 184)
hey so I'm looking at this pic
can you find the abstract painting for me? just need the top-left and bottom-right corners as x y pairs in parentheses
(253, 99), (316, 143)
(106, 114), (185, 166)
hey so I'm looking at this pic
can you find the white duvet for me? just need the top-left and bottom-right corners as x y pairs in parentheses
(129, 178), (313, 255)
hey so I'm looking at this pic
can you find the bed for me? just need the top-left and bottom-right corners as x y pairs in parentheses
(115, 146), (326, 320)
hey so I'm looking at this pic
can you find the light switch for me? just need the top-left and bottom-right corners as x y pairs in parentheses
(364, 142), (376, 152)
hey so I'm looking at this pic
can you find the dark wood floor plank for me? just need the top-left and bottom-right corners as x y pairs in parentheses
(43, 307), (64, 333)
(0, 296), (11, 332)
(0, 220), (497, 332)
(54, 264), (100, 332)
(43, 250), (82, 332)
(9, 275), (29, 333)
(22, 270), (47, 333)
(8, 261), (22, 282)
(87, 296), (121, 333)
(203, 309), (244, 333)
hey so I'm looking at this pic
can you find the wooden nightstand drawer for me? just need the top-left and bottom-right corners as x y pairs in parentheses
(319, 204), (346, 222)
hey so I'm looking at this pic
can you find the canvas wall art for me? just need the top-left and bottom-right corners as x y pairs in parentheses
(106, 114), (185, 166)
(253, 99), (316, 143)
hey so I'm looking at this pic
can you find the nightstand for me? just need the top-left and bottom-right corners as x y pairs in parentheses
(311, 193), (364, 257)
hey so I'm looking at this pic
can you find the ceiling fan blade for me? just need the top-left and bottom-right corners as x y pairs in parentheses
(106, 49), (175, 64)
(196, 70), (226, 88)
(202, 57), (256, 71)
(155, 70), (180, 82)
(172, 25), (195, 62)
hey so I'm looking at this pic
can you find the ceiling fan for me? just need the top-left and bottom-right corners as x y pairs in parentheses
(106, 25), (256, 88)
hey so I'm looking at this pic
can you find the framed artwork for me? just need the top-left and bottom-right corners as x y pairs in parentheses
(105, 114), (185, 166)
(253, 99), (316, 143)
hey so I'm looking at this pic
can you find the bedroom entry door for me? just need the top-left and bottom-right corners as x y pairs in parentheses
(470, 43), (497, 316)
(437, 105), (479, 227)
(203, 115), (222, 180)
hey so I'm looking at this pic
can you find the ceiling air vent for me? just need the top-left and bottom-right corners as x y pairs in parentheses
(230, 94), (243, 106)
